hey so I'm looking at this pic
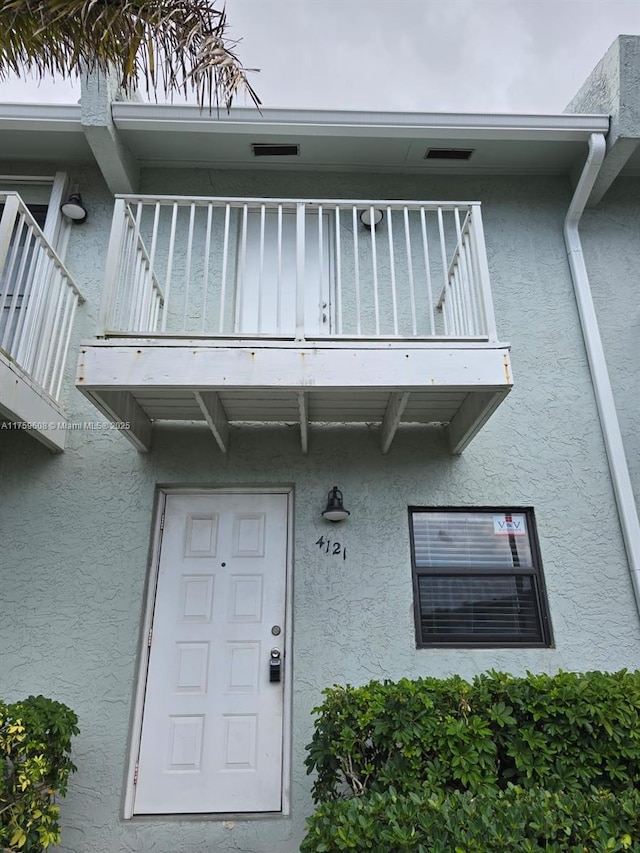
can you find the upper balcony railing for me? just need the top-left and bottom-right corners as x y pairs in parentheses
(98, 195), (498, 343)
(0, 193), (84, 401)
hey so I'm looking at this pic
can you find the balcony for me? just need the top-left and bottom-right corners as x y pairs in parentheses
(0, 193), (84, 452)
(77, 195), (512, 453)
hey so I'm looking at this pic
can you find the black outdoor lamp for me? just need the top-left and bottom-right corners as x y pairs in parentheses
(322, 486), (350, 522)
(60, 193), (88, 223)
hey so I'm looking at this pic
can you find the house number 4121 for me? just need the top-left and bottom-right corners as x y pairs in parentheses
(315, 536), (347, 561)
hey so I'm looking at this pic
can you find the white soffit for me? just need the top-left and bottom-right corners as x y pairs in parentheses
(111, 103), (610, 173)
(0, 101), (611, 173)
(0, 103), (94, 163)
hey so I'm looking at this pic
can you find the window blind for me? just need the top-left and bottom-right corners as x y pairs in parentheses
(409, 509), (551, 647)
(412, 511), (533, 570)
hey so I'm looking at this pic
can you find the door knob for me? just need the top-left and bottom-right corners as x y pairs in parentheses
(269, 648), (282, 683)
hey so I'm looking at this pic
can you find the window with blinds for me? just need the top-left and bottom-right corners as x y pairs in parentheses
(409, 509), (552, 647)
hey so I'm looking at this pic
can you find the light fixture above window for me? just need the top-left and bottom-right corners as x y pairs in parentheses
(322, 486), (350, 523)
(60, 193), (87, 223)
(360, 207), (384, 230)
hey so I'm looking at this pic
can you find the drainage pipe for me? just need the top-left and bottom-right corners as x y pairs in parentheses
(564, 132), (640, 616)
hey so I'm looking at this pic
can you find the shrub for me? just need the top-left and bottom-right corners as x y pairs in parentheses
(301, 785), (640, 852)
(0, 695), (79, 851)
(304, 670), (640, 802)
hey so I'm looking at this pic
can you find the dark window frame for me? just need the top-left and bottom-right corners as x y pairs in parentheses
(408, 506), (554, 649)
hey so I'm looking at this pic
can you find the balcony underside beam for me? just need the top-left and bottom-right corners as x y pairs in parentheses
(381, 391), (411, 454)
(88, 389), (152, 452)
(446, 389), (510, 455)
(195, 391), (229, 453)
(298, 391), (309, 453)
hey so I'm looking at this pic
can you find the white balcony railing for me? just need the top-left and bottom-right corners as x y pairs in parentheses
(0, 193), (84, 401)
(98, 195), (498, 342)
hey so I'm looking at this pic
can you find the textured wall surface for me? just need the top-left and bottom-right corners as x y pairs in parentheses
(1, 164), (639, 853)
(566, 35), (640, 142)
(581, 177), (640, 500)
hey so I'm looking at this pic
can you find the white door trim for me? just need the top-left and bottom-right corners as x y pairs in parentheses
(123, 486), (294, 819)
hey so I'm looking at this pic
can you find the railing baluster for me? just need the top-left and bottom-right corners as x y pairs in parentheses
(467, 215), (483, 334)
(129, 204), (145, 331)
(419, 207), (434, 336)
(352, 206), (361, 335)
(0, 197), (20, 320)
(258, 203), (266, 333)
(201, 203), (213, 333)
(143, 202), (160, 331)
(454, 207), (473, 335)
(402, 207), (416, 337)
(0, 209), (26, 324)
(219, 204), (231, 334)
(55, 292), (78, 400)
(236, 204), (249, 333)
(49, 288), (73, 396)
(34, 267), (64, 387)
(161, 202), (178, 333)
(463, 223), (479, 335)
(1, 215), (29, 352)
(276, 205), (283, 333)
(387, 207), (398, 335)
(119, 212), (136, 329)
(132, 248), (146, 330)
(182, 203), (196, 332)
(370, 206), (380, 336)
(437, 207), (452, 333)
(12, 227), (41, 357)
(295, 203), (305, 339)
(318, 205), (325, 333)
(335, 206), (342, 334)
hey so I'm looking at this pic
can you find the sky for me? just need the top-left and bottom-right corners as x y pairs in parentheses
(1, 0), (639, 114)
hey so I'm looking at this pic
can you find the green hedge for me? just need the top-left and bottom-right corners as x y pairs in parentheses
(304, 670), (640, 802)
(0, 695), (79, 851)
(301, 785), (640, 852)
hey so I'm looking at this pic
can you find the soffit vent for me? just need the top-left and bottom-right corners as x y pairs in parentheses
(252, 143), (300, 157)
(425, 148), (475, 161)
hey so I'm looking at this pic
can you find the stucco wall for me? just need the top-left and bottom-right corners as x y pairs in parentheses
(581, 176), (640, 503)
(1, 165), (639, 853)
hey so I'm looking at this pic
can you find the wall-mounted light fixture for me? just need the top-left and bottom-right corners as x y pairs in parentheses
(60, 193), (87, 223)
(360, 207), (384, 231)
(322, 486), (350, 522)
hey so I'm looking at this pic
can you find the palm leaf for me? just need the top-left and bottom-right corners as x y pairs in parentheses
(0, 0), (261, 112)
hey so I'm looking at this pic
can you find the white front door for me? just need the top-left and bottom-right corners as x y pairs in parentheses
(134, 491), (290, 814)
(236, 209), (332, 336)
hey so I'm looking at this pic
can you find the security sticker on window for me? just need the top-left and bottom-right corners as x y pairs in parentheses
(493, 514), (527, 536)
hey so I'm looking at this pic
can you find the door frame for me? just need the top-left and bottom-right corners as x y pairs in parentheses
(123, 485), (295, 819)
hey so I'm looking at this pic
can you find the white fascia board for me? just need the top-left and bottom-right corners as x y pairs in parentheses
(0, 103), (83, 132)
(112, 102), (610, 142)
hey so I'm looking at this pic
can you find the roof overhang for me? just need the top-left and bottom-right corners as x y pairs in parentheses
(0, 101), (611, 176)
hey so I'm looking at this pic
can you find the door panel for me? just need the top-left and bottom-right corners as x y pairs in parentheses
(134, 492), (289, 814)
(236, 210), (332, 336)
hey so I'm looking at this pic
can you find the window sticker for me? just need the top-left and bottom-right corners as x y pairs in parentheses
(493, 514), (527, 536)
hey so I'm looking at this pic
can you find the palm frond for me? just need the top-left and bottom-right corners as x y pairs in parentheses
(0, 0), (261, 112)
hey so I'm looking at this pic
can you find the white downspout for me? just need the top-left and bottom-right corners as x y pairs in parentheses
(564, 132), (640, 617)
